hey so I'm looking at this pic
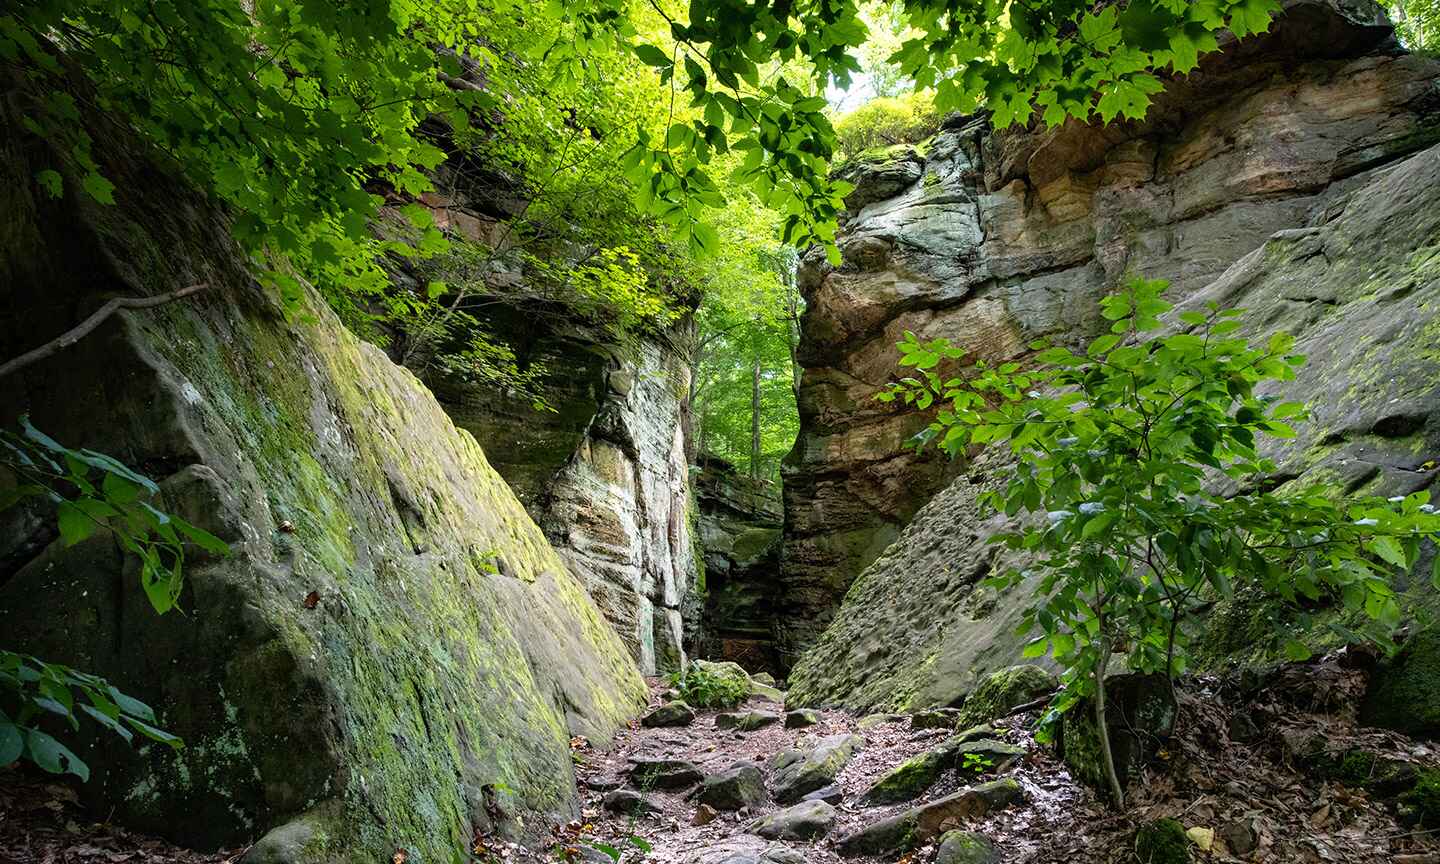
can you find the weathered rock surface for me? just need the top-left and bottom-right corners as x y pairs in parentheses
(837, 779), (1023, 856)
(934, 831), (999, 864)
(1061, 673), (1176, 795)
(0, 95), (646, 859)
(771, 734), (863, 804)
(716, 710), (782, 732)
(603, 790), (661, 816)
(861, 738), (1024, 805)
(691, 835), (805, 864)
(749, 799), (837, 840)
(699, 761), (768, 811)
(405, 146), (703, 680)
(953, 665), (1057, 729)
(785, 709), (821, 729)
(786, 0), (1440, 707)
(695, 456), (785, 673)
(1363, 627), (1440, 739)
(642, 701), (697, 728)
(629, 757), (706, 789)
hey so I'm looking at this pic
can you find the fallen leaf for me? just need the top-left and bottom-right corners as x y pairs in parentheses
(1186, 826), (1214, 851)
(302, 590), (320, 609)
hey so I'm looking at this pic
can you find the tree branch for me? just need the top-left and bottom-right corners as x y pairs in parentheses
(0, 284), (209, 380)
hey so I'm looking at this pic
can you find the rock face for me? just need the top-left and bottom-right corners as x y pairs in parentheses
(786, 0), (1440, 707)
(0, 96), (645, 859)
(694, 456), (785, 673)
(435, 323), (700, 676)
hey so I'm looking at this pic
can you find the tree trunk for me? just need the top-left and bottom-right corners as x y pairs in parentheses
(1093, 635), (1126, 808)
(750, 354), (762, 480)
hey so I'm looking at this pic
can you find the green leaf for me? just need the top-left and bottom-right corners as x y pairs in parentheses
(81, 172), (116, 205)
(36, 169), (63, 198)
(632, 43), (672, 67)
(0, 723), (22, 764)
(56, 501), (96, 547)
(1366, 536), (1407, 569)
(25, 729), (89, 780)
(1282, 639), (1311, 662)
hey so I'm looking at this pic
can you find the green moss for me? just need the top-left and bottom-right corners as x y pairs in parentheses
(1135, 818), (1190, 864)
(1402, 770), (1440, 828)
(1363, 628), (1440, 738)
(954, 665), (1057, 728)
(863, 750), (947, 804)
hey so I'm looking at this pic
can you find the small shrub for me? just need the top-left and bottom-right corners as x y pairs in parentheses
(669, 663), (749, 709)
(834, 91), (940, 161)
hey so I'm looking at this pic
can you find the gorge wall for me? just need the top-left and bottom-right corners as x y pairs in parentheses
(406, 162), (702, 678)
(783, 0), (1440, 706)
(433, 321), (699, 676)
(0, 85), (646, 861)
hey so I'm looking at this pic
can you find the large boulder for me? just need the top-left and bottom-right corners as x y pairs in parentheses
(861, 738), (1024, 805)
(771, 734), (863, 803)
(699, 762), (768, 811)
(782, 0), (1440, 698)
(953, 665), (1057, 728)
(0, 91), (646, 860)
(1061, 673), (1176, 795)
(749, 799), (837, 840)
(1362, 627), (1440, 739)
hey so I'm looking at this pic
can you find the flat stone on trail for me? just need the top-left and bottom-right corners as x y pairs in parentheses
(785, 708), (821, 728)
(716, 709), (781, 731)
(690, 836), (806, 864)
(857, 713), (906, 730)
(642, 701), (697, 727)
(771, 734), (863, 803)
(700, 761), (768, 811)
(749, 799), (837, 840)
(801, 783), (844, 805)
(837, 778), (1023, 856)
(603, 789), (659, 816)
(629, 756), (705, 789)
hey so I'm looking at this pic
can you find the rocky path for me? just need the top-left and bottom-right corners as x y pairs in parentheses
(566, 661), (1440, 864)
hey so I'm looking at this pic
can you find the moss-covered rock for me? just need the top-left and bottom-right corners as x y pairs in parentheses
(0, 94), (646, 860)
(1135, 818), (1190, 864)
(954, 665), (1057, 728)
(771, 734), (863, 804)
(861, 749), (950, 805)
(699, 761), (767, 811)
(1401, 769), (1440, 828)
(1362, 627), (1440, 739)
(934, 831), (997, 864)
(1061, 673), (1174, 796)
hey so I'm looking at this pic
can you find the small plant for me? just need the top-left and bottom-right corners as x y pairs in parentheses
(882, 277), (1440, 807)
(960, 752), (994, 775)
(1, 416), (228, 779)
(668, 664), (749, 709)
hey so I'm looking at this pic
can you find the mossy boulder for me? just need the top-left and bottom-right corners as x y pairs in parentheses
(1135, 818), (1190, 864)
(934, 831), (997, 864)
(1362, 627), (1440, 739)
(785, 709), (821, 729)
(716, 710), (782, 731)
(749, 799), (837, 840)
(771, 734), (863, 803)
(953, 665), (1057, 728)
(0, 94), (646, 861)
(910, 708), (962, 731)
(861, 737), (1023, 805)
(700, 762), (768, 811)
(1061, 673), (1174, 796)
(837, 779), (1022, 857)
(1401, 770), (1440, 828)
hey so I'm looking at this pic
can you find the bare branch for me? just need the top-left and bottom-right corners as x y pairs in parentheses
(0, 283), (209, 379)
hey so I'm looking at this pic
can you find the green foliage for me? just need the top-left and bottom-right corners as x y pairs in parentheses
(834, 91), (940, 161)
(668, 664), (750, 709)
(7, 0), (1284, 297)
(960, 751), (993, 775)
(1393, 0), (1440, 52)
(882, 277), (1440, 797)
(0, 417), (224, 780)
(1402, 769), (1440, 828)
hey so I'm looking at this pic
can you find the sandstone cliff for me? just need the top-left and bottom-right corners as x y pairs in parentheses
(0, 85), (646, 860)
(785, 0), (1440, 706)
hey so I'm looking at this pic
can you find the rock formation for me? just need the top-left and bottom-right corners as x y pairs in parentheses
(0, 87), (645, 859)
(785, 0), (1440, 707)
(694, 456), (786, 673)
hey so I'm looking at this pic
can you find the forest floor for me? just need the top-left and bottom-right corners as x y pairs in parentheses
(2, 656), (1438, 863)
